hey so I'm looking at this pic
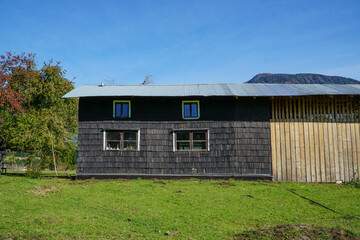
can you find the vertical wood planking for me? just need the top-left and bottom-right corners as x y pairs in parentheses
(285, 121), (292, 181)
(282, 98), (284, 120)
(290, 122), (297, 181)
(304, 122), (311, 182)
(309, 121), (316, 182)
(319, 119), (326, 182)
(313, 97), (319, 182)
(333, 123), (340, 181)
(275, 122), (282, 181)
(355, 123), (360, 175)
(346, 123), (353, 180)
(327, 122), (335, 182)
(289, 98), (293, 121)
(299, 121), (306, 182)
(323, 97), (330, 182)
(322, 121), (328, 182)
(342, 123), (349, 181)
(337, 123), (345, 181)
(270, 122), (277, 180)
(270, 96), (360, 183)
(272, 98), (275, 121)
(280, 119), (287, 180)
(350, 123), (357, 179)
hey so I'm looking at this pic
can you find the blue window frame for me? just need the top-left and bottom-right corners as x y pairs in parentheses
(182, 100), (200, 119)
(113, 100), (131, 118)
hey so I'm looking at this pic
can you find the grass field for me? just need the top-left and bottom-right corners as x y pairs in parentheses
(0, 173), (359, 239)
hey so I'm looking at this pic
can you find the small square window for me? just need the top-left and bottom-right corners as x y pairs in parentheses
(113, 101), (131, 118)
(182, 101), (200, 119)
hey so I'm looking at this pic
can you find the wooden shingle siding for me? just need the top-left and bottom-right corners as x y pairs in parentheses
(77, 121), (272, 177)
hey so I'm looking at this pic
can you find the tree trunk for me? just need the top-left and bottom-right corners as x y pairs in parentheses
(51, 140), (58, 176)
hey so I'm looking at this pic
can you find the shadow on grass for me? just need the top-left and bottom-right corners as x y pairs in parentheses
(234, 225), (360, 240)
(0, 172), (26, 178)
(1, 171), (76, 180)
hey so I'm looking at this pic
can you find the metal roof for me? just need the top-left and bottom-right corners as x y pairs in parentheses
(62, 83), (360, 98)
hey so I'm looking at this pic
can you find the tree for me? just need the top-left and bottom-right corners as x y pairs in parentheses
(0, 52), (78, 173)
(141, 75), (153, 85)
(0, 52), (37, 113)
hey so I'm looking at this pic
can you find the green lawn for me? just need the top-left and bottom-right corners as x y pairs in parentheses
(0, 174), (359, 239)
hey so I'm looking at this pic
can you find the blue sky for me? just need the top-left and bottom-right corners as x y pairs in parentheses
(1, 0), (360, 87)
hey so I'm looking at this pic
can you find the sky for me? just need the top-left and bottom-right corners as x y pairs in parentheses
(1, 0), (360, 87)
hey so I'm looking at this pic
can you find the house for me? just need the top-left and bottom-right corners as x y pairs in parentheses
(63, 83), (360, 182)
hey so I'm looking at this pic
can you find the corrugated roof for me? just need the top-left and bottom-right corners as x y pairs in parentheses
(62, 83), (360, 98)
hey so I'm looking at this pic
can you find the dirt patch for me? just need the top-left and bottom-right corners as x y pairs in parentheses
(27, 185), (59, 195)
(0, 235), (43, 240)
(165, 231), (180, 236)
(234, 225), (359, 240)
(153, 180), (166, 185)
(68, 179), (98, 185)
(212, 181), (236, 187)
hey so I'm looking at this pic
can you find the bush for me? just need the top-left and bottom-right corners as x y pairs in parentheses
(5, 152), (17, 165)
(346, 169), (360, 189)
(26, 154), (42, 178)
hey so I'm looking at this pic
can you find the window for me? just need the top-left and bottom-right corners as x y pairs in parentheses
(104, 130), (139, 151)
(182, 100), (200, 119)
(174, 130), (209, 151)
(113, 100), (131, 118)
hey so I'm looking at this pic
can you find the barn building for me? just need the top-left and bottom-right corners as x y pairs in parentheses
(63, 83), (360, 182)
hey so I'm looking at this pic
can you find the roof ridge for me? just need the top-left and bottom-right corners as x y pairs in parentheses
(82, 83), (239, 87)
(82, 83), (360, 87)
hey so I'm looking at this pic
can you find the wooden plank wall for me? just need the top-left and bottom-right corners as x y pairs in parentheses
(271, 122), (360, 182)
(271, 95), (360, 182)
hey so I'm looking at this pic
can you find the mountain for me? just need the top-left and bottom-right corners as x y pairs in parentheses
(246, 73), (360, 84)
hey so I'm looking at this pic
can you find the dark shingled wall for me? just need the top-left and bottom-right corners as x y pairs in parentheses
(78, 96), (270, 122)
(77, 121), (272, 177)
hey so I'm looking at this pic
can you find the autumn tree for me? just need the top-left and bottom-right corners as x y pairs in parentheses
(0, 52), (37, 114)
(0, 52), (78, 173)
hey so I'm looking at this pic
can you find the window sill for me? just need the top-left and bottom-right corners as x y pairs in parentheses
(175, 150), (209, 152)
(182, 117), (200, 120)
(105, 149), (138, 151)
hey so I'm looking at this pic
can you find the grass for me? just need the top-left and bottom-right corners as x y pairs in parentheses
(0, 173), (359, 239)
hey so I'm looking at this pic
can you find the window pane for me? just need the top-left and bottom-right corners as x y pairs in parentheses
(124, 132), (137, 140)
(107, 131), (120, 141)
(177, 132), (189, 140)
(124, 141), (137, 150)
(191, 103), (198, 117)
(177, 141), (190, 150)
(193, 132), (205, 140)
(107, 141), (120, 150)
(193, 141), (206, 150)
(115, 103), (121, 117)
(122, 103), (129, 117)
(184, 103), (190, 117)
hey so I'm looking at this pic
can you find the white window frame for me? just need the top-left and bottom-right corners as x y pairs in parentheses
(103, 129), (140, 151)
(173, 129), (209, 152)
